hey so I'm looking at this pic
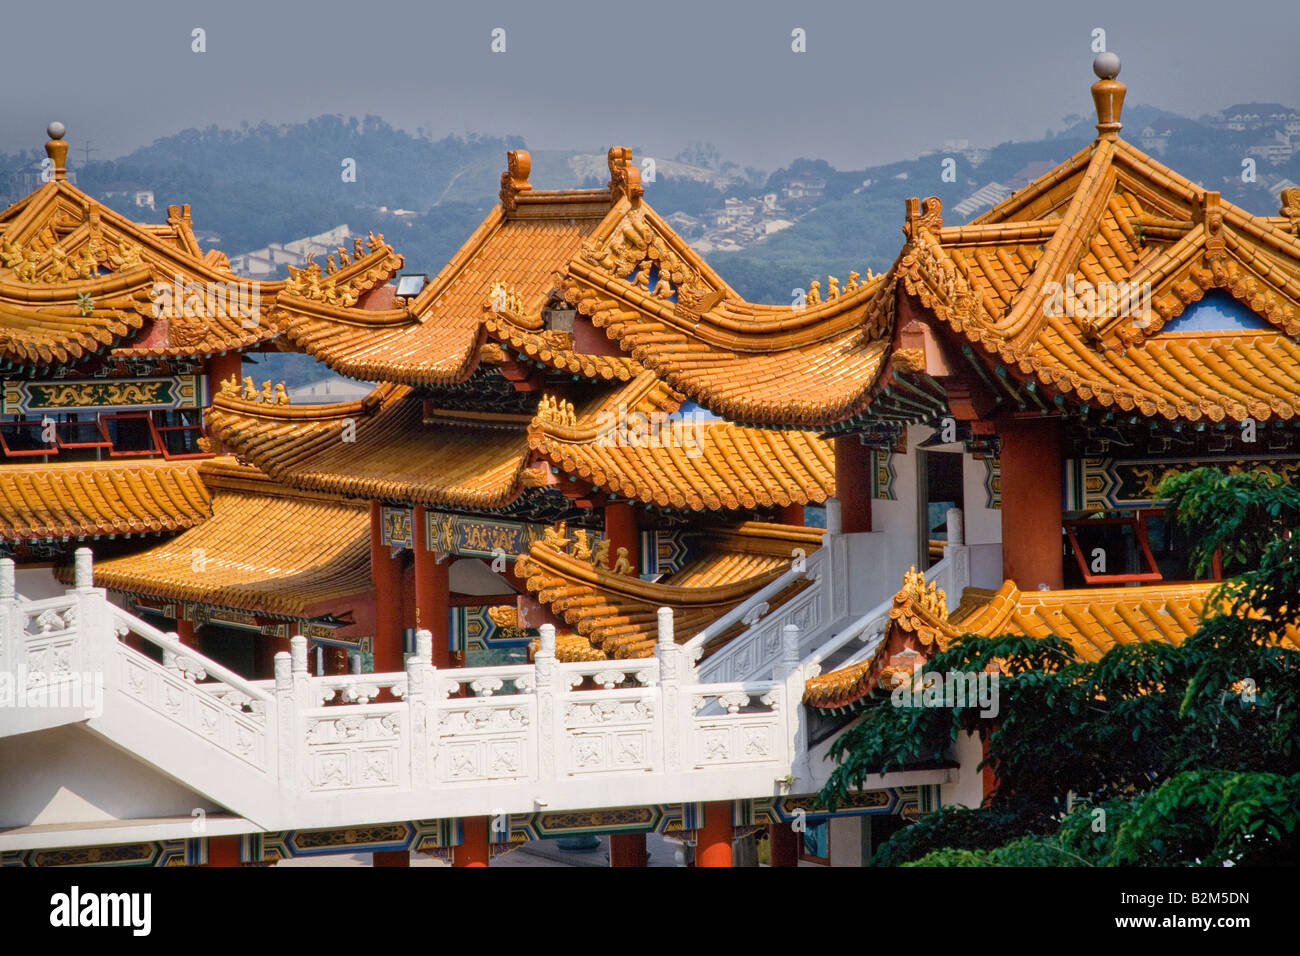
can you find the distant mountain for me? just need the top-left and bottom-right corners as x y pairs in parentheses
(69, 117), (521, 261)
(10, 101), (1292, 303)
(709, 103), (1300, 302)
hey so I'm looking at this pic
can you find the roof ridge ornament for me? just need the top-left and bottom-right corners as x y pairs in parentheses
(1279, 187), (1300, 236)
(1091, 52), (1125, 140)
(902, 196), (944, 243)
(500, 149), (532, 213)
(45, 122), (68, 182)
(607, 146), (643, 206)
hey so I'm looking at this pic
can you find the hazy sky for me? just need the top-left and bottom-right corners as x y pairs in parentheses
(4, 0), (1298, 171)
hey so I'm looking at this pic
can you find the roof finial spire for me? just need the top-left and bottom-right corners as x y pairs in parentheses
(1091, 53), (1125, 140)
(45, 122), (68, 181)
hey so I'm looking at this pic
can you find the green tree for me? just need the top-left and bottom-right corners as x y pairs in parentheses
(821, 467), (1300, 865)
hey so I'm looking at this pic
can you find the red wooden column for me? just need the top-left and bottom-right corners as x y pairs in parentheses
(997, 417), (1064, 591)
(202, 835), (241, 867)
(768, 822), (799, 867)
(255, 634), (291, 681)
(609, 833), (648, 867)
(373, 850), (410, 867)
(176, 617), (199, 649)
(834, 436), (873, 533)
(205, 352), (242, 393)
(981, 733), (1000, 803)
(412, 506), (451, 670)
(604, 500), (639, 573)
(454, 817), (490, 867)
(779, 502), (805, 526)
(697, 801), (733, 867)
(369, 501), (405, 674)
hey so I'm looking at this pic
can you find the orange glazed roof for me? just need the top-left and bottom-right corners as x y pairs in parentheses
(528, 371), (835, 511)
(270, 149), (643, 386)
(0, 458), (211, 542)
(0, 129), (298, 368)
(518, 522), (823, 661)
(204, 382), (537, 509)
(89, 458), (371, 618)
(589, 60), (1300, 428)
(0, 127), (409, 370)
(803, 574), (1300, 711)
(894, 135), (1300, 424)
(553, 198), (897, 426)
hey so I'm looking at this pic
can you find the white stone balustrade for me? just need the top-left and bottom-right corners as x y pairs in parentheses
(2, 550), (827, 833)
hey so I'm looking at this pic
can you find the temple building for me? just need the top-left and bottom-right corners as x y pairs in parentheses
(4, 54), (1298, 867)
(584, 55), (1300, 743)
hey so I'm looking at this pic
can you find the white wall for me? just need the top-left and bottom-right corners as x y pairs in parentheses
(828, 815), (866, 867)
(961, 452), (1002, 546)
(0, 725), (221, 829)
(939, 731), (986, 810)
(870, 425), (1003, 582)
(14, 566), (64, 600)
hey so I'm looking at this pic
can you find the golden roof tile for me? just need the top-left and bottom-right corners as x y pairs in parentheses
(89, 459), (370, 618)
(0, 458), (211, 541)
(0, 163), (286, 366)
(804, 576), (1300, 710)
(554, 200), (897, 426)
(271, 150), (623, 386)
(528, 371), (835, 510)
(518, 522), (823, 661)
(204, 381), (532, 508)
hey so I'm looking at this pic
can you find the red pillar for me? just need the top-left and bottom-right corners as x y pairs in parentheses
(412, 506), (452, 669)
(370, 501), (405, 673)
(779, 503), (805, 526)
(768, 822), (799, 867)
(202, 835), (241, 867)
(981, 732), (1000, 804)
(176, 617), (199, 649)
(454, 817), (490, 867)
(697, 801), (733, 867)
(834, 436), (873, 533)
(255, 634), (291, 680)
(205, 352), (242, 397)
(604, 501), (639, 573)
(373, 850), (410, 867)
(997, 417), (1063, 590)
(609, 833), (648, 867)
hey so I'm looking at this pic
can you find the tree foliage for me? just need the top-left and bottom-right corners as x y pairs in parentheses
(822, 466), (1300, 865)
(1157, 466), (1300, 575)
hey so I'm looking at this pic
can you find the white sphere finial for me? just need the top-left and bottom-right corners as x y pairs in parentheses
(47, 121), (66, 140)
(1093, 52), (1121, 81)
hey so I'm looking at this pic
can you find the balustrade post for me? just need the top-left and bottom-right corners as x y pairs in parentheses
(534, 624), (559, 792)
(275, 635), (310, 796)
(74, 547), (94, 592)
(1, 557), (15, 676)
(655, 607), (685, 773)
(407, 629), (433, 789)
(824, 497), (843, 536)
(945, 507), (965, 548)
(943, 506), (971, 607)
(70, 549), (113, 676)
(776, 624), (810, 783)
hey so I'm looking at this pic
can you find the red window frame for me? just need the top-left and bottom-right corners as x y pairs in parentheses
(1063, 510), (1164, 585)
(0, 418), (56, 457)
(97, 412), (161, 458)
(55, 416), (113, 452)
(151, 410), (210, 461)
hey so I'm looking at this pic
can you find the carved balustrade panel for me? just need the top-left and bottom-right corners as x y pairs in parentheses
(115, 642), (269, 770)
(562, 688), (657, 776)
(688, 684), (785, 770)
(430, 696), (536, 785)
(301, 705), (408, 792)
